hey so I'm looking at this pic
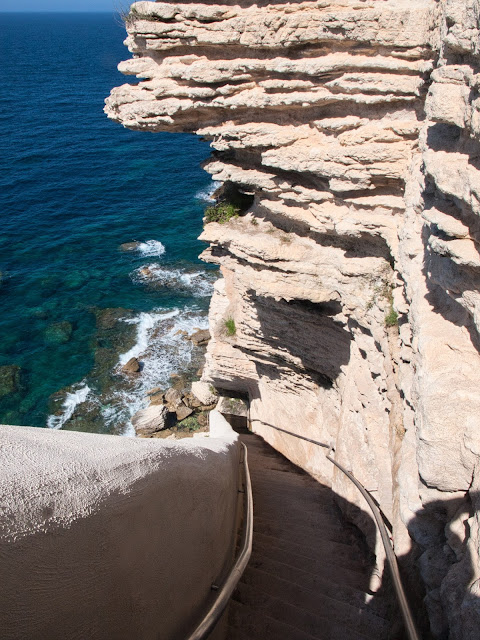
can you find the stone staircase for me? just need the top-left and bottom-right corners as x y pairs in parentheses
(226, 431), (393, 640)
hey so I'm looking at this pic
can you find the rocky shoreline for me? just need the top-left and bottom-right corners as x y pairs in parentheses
(128, 329), (219, 439)
(47, 310), (212, 436)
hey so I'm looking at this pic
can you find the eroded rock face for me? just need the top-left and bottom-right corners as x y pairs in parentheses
(106, 1), (480, 636)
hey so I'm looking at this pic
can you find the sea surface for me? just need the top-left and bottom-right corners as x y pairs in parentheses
(0, 13), (217, 434)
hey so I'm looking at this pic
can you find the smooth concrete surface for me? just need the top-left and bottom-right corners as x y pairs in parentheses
(0, 411), (240, 640)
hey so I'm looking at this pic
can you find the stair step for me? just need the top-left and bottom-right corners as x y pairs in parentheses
(233, 432), (392, 639)
(252, 538), (370, 591)
(229, 599), (322, 640)
(253, 530), (368, 574)
(225, 624), (251, 640)
(239, 566), (389, 636)
(252, 525), (366, 569)
(253, 513), (351, 543)
(248, 552), (388, 618)
(232, 582), (374, 640)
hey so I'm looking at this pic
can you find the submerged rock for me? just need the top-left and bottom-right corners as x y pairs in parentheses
(0, 365), (22, 399)
(44, 321), (73, 345)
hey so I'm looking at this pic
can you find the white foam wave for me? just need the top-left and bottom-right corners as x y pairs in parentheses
(111, 307), (209, 436)
(195, 181), (221, 202)
(137, 240), (166, 257)
(119, 309), (179, 365)
(47, 383), (91, 430)
(133, 264), (215, 297)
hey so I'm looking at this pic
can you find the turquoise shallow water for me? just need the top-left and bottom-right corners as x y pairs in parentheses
(0, 13), (215, 431)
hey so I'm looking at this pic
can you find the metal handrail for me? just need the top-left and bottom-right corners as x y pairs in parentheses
(256, 422), (420, 640)
(186, 443), (253, 640)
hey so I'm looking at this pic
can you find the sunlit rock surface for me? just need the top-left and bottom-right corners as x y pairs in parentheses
(106, 1), (480, 636)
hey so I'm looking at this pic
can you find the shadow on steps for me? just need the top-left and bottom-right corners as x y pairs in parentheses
(227, 431), (405, 640)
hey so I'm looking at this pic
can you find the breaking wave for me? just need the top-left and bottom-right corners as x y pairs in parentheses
(132, 264), (216, 297)
(47, 383), (91, 430)
(136, 240), (166, 257)
(195, 181), (221, 202)
(112, 307), (209, 436)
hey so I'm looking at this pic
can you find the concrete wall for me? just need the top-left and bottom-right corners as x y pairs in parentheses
(0, 411), (240, 640)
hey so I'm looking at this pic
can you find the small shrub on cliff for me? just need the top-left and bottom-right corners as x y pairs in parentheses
(204, 202), (240, 225)
(385, 307), (398, 327)
(117, 4), (140, 26)
(224, 318), (236, 336)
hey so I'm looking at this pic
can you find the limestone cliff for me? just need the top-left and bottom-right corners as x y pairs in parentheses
(105, 1), (480, 636)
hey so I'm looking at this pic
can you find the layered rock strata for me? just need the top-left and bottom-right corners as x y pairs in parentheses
(106, 1), (480, 637)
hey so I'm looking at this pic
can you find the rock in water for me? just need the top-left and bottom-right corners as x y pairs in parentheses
(132, 405), (169, 436)
(122, 357), (141, 375)
(0, 365), (22, 399)
(191, 381), (218, 406)
(119, 241), (140, 252)
(189, 329), (211, 346)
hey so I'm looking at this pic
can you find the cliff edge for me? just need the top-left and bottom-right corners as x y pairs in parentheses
(106, 1), (480, 637)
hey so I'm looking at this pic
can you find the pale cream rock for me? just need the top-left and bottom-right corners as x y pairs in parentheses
(191, 381), (217, 406)
(106, 0), (480, 636)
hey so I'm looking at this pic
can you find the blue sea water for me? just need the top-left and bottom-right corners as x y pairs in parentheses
(0, 13), (216, 433)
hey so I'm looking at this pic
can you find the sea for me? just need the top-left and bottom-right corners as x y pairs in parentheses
(0, 13), (217, 435)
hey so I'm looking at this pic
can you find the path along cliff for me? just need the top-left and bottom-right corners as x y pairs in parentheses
(106, 1), (480, 637)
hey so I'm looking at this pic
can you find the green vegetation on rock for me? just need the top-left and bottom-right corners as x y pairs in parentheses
(224, 317), (236, 336)
(385, 307), (399, 327)
(178, 415), (203, 431)
(204, 202), (240, 224)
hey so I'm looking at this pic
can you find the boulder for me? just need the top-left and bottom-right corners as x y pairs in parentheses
(216, 395), (248, 417)
(191, 381), (218, 406)
(122, 357), (141, 375)
(176, 402), (193, 421)
(188, 329), (211, 346)
(165, 387), (183, 410)
(119, 241), (140, 252)
(132, 404), (169, 436)
(149, 393), (166, 406)
(183, 392), (202, 409)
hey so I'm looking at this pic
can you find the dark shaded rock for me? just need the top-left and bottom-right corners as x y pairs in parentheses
(44, 321), (73, 345)
(176, 402), (193, 421)
(188, 329), (211, 346)
(183, 392), (202, 409)
(122, 357), (141, 375)
(197, 412), (209, 427)
(0, 365), (22, 399)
